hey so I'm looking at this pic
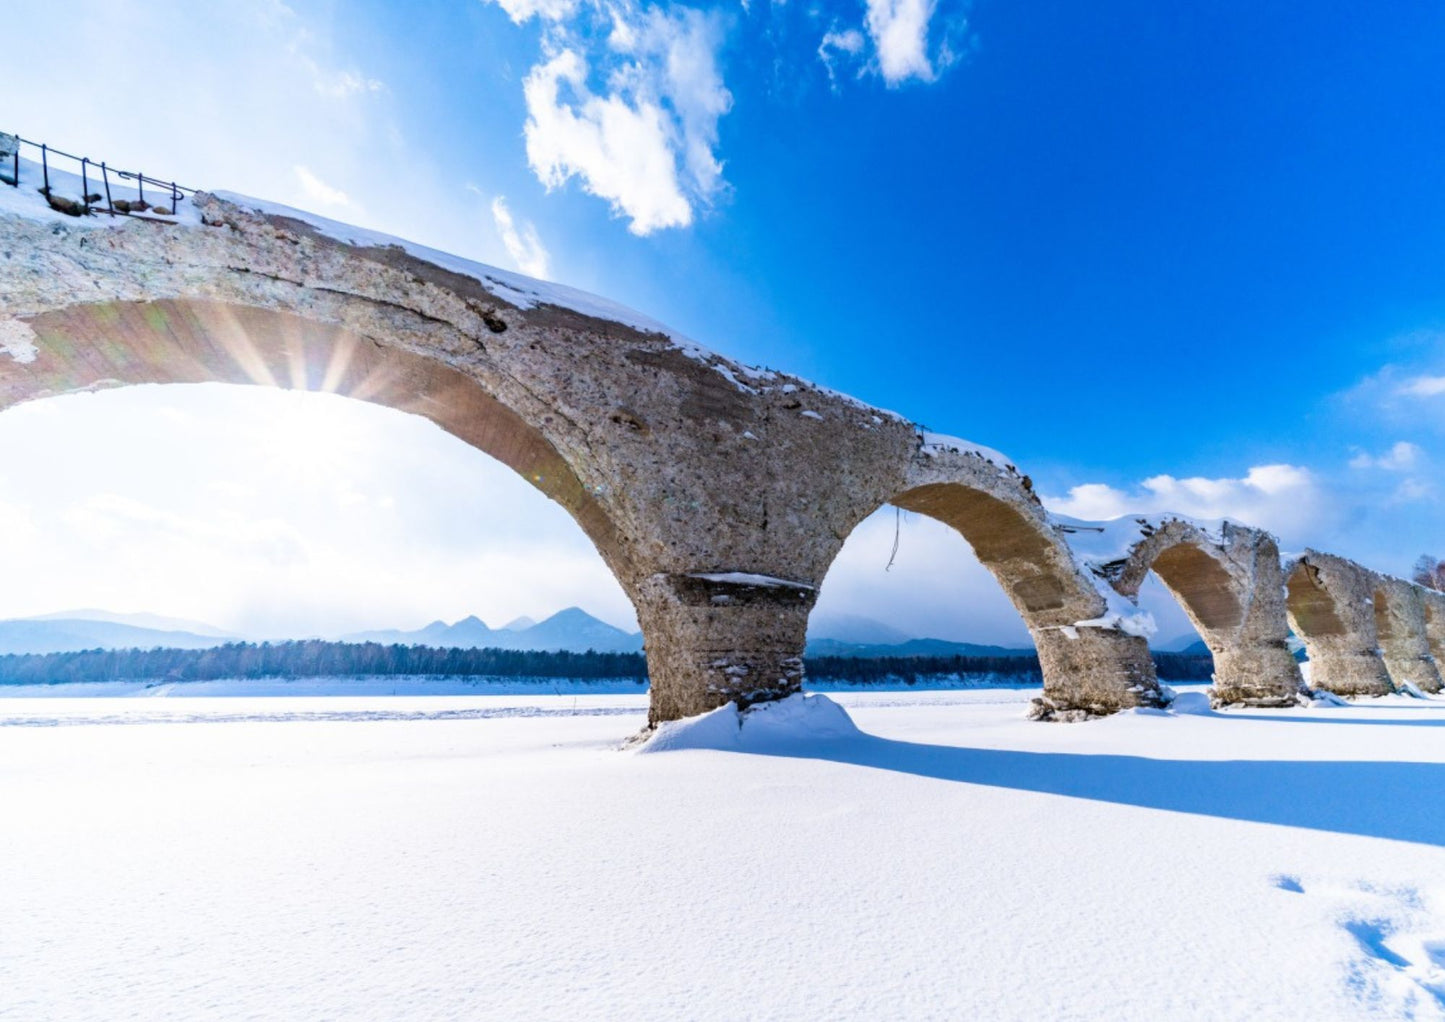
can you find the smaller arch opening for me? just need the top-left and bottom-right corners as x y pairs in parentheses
(1286, 562), (1346, 638)
(1147, 543), (1244, 635)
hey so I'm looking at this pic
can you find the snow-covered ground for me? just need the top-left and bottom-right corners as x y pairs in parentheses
(4, 686), (1445, 1021)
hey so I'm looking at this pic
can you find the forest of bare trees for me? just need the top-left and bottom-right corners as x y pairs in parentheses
(1413, 554), (1445, 590)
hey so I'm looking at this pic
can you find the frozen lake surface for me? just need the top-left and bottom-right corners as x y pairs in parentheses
(4, 685), (1445, 1020)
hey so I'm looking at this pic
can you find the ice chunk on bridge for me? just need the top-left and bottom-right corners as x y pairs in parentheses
(687, 571), (817, 590)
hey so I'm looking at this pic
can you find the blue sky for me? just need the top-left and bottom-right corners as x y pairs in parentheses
(2, 1), (1443, 643)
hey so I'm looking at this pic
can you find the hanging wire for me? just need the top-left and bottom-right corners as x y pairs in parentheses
(885, 505), (901, 571)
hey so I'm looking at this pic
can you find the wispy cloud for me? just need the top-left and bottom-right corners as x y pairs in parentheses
(311, 68), (387, 99)
(1043, 464), (1323, 539)
(818, 29), (865, 89)
(293, 165), (352, 208)
(1349, 441), (1421, 471)
(490, 197), (552, 279)
(1400, 375), (1445, 397)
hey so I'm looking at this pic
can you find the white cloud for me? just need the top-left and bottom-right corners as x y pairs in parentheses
(493, 0), (732, 235)
(490, 197), (552, 279)
(1349, 441), (1422, 471)
(1043, 464), (1323, 539)
(817, 0), (969, 87)
(524, 49), (694, 234)
(1400, 375), (1445, 397)
(866, 0), (939, 84)
(293, 165), (352, 208)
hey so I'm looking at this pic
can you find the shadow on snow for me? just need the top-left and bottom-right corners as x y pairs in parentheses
(743, 720), (1445, 848)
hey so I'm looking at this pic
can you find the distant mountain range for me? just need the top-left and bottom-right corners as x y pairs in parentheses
(0, 616), (237, 656)
(804, 637), (1035, 658)
(0, 609), (1208, 659)
(0, 607), (647, 657)
(340, 608), (644, 654)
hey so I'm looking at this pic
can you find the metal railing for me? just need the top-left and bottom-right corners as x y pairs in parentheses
(2, 134), (196, 221)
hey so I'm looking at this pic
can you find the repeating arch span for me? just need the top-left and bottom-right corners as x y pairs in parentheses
(2, 141), (1440, 724)
(1372, 577), (1443, 694)
(1285, 553), (1395, 697)
(1086, 517), (1302, 707)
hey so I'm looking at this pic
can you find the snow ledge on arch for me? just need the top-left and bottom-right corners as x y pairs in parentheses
(634, 693), (862, 753)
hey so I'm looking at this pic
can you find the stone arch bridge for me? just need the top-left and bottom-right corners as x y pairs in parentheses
(1, 138), (1439, 724)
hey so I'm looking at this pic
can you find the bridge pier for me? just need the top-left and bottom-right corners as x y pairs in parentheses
(1208, 641), (1304, 706)
(1032, 626), (1164, 718)
(635, 571), (816, 727)
(1198, 530), (1304, 707)
(1286, 553), (1394, 697)
(1374, 577), (1443, 694)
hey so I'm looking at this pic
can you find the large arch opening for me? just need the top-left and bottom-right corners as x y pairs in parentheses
(0, 298), (644, 685)
(809, 506), (1032, 653)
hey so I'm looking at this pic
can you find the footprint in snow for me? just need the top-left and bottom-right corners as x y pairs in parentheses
(1343, 918), (1445, 1010)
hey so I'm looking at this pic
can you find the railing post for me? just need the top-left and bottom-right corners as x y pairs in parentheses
(101, 162), (113, 215)
(81, 158), (89, 213)
(138, 172), (144, 208)
(41, 143), (49, 195)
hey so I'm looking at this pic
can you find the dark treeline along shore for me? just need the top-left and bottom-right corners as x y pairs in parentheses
(0, 641), (1216, 688)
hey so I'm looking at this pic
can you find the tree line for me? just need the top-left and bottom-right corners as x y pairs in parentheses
(0, 640), (1217, 687)
(1414, 554), (1445, 591)
(805, 652), (1213, 685)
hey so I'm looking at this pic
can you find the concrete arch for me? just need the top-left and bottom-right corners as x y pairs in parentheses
(6, 299), (628, 573)
(815, 446), (1167, 718)
(1106, 519), (1301, 706)
(1284, 552), (1394, 697)
(1372, 577), (1443, 694)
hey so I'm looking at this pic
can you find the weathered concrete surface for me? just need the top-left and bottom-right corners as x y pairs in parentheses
(1285, 552), (1395, 697)
(1423, 590), (1445, 666)
(0, 184), (1171, 724)
(1372, 576), (1443, 694)
(1107, 518), (1303, 707)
